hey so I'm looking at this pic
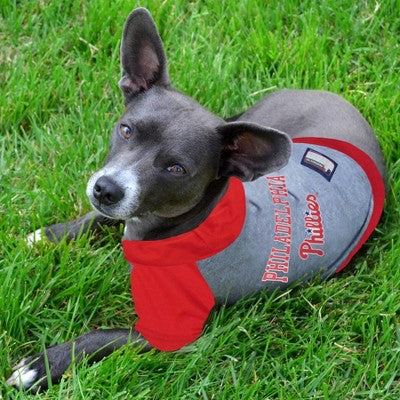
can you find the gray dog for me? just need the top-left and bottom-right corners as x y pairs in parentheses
(7, 8), (385, 392)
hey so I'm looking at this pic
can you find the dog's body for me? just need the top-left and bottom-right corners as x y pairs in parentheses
(8, 8), (385, 392)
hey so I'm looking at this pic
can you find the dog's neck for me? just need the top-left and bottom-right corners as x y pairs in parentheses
(123, 178), (230, 241)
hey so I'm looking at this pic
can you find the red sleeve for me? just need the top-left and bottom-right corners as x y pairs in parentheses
(131, 262), (215, 351)
(123, 178), (246, 351)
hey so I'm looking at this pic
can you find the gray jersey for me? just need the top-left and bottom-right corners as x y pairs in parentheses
(199, 140), (381, 305)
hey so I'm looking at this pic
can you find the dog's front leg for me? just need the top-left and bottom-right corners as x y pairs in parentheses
(27, 211), (123, 246)
(7, 328), (149, 392)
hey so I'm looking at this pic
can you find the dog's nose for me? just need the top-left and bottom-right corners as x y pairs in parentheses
(93, 176), (124, 205)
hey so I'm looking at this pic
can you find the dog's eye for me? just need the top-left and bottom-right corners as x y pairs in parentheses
(119, 124), (133, 139)
(166, 164), (187, 175)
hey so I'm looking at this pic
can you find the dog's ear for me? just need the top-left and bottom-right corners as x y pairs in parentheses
(217, 122), (292, 181)
(119, 8), (169, 101)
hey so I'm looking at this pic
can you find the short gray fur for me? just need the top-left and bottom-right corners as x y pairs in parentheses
(237, 89), (385, 179)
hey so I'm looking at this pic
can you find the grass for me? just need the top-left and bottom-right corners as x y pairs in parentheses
(1, 0), (399, 398)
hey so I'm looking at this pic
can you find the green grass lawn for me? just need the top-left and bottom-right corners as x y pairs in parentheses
(1, 0), (400, 398)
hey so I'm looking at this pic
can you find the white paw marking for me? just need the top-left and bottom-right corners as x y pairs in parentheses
(13, 357), (28, 370)
(26, 229), (43, 248)
(6, 359), (38, 389)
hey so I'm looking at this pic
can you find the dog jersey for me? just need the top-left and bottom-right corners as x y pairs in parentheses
(122, 137), (385, 351)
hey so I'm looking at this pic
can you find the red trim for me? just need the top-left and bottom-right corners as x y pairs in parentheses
(293, 137), (385, 273)
(123, 177), (246, 265)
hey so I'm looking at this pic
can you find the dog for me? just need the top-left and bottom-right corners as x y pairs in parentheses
(7, 7), (386, 392)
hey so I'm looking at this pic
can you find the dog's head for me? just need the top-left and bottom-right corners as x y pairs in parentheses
(86, 8), (291, 220)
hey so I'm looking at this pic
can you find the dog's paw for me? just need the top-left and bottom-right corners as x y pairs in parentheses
(7, 344), (71, 393)
(6, 356), (44, 392)
(26, 229), (47, 248)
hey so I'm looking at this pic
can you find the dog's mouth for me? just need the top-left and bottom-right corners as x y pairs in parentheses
(90, 197), (147, 221)
(89, 200), (119, 219)
(90, 201), (124, 220)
